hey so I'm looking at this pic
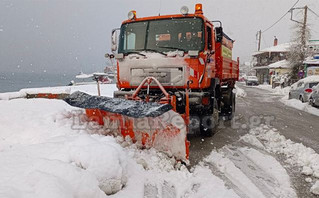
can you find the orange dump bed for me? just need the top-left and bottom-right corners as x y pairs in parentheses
(215, 35), (239, 83)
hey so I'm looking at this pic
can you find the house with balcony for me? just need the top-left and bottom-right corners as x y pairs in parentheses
(252, 39), (291, 84)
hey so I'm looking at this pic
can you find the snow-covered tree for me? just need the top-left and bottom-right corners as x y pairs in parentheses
(288, 19), (311, 82)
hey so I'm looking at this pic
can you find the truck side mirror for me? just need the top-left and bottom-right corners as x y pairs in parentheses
(215, 27), (223, 43)
(111, 28), (120, 52)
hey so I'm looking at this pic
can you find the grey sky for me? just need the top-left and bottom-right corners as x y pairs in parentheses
(0, 0), (318, 75)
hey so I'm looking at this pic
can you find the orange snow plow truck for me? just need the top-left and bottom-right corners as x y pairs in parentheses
(65, 4), (239, 164)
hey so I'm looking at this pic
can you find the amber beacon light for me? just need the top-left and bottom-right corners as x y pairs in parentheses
(128, 10), (137, 20)
(195, 3), (203, 14)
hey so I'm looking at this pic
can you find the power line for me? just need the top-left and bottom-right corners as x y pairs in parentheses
(262, 0), (300, 33)
(308, 7), (319, 18)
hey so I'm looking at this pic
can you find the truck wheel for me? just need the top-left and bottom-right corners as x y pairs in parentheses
(200, 100), (219, 137)
(228, 92), (236, 120)
(222, 89), (235, 120)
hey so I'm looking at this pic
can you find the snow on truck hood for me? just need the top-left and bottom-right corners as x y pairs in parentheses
(120, 52), (188, 68)
(118, 52), (188, 87)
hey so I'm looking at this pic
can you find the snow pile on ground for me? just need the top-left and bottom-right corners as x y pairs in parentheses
(0, 83), (117, 100)
(256, 84), (290, 96)
(242, 125), (319, 195)
(0, 99), (127, 197)
(234, 84), (247, 98)
(280, 98), (319, 116)
(0, 92), (239, 197)
(120, 145), (239, 198)
(311, 181), (319, 195)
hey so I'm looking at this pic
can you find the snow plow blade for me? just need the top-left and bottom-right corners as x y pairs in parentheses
(64, 91), (189, 162)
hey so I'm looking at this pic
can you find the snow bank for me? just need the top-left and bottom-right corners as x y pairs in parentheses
(234, 84), (247, 98)
(0, 89), (239, 197)
(119, 144), (239, 198)
(311, 181), (319, 195)
(280, 98), (319, 116)
(0, 99), (128, 197)
(0, 135), (127, 197)
(0, 84), (117, 100)
(242, 125), (319, 195)
(256, 84), (290, 96)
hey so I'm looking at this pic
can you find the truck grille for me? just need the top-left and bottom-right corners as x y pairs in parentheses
(130, 67), (184, 86)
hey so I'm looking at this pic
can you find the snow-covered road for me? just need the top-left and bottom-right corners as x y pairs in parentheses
(189, 83), (319, 197)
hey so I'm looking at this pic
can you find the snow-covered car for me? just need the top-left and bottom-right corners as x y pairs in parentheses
(309, 84), (319, 107)
(245, 76), (259, 86)
(288, 76), (319, 102)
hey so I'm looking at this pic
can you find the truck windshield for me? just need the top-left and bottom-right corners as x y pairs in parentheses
(118, 18), (204, 54)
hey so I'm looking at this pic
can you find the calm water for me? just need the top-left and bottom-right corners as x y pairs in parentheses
(0, 72), (76, 93)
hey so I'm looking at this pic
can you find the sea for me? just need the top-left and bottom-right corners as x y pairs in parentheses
(0, 72), (76, 93)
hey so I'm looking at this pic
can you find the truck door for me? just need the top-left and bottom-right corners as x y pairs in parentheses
(206, 25), (215, 79)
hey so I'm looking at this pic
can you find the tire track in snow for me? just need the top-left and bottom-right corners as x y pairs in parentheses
(204, 145), (297, 198)
(144, 181), (176, 198)
(223, 146), (284, 198)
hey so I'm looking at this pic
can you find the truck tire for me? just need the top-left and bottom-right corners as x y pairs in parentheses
(227, 92), (236, 120)
(221, 88), (235, 120)
(200, 100), (219, 137)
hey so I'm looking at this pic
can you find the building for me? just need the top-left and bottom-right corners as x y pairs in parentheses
(304, 55), (319, 77)
(252, 39), (291, 84)
(268, 59), (290, 76)
(308, 40), (319, 55)
(302, 40), (319, 77)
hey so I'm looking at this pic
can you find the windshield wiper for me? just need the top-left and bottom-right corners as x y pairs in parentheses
(138, 49), (167, 56)
(124, 51), (146, 57)
(158, 46), (186, 52)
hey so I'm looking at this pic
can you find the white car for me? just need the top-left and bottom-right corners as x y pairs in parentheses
(289, 76), (319, 102)
(309, 84), (319, 107)
(245, 76), (259, 86)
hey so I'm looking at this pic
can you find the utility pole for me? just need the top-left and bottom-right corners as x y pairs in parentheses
(290, 5), (308, 50)
(301, 5), (308, 53)
(290, 5), (309, 74)
(257, 30), (262, 51)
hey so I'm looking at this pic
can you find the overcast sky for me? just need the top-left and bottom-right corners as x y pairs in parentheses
(0, 0), (318, 75)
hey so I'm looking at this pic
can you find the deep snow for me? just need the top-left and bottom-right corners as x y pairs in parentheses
(0, 83), (117, 100)
(242, 125), (319, 195)
(0, 84), (239, 197)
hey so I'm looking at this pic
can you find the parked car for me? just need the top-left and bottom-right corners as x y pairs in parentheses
(245, 76), (259, 86)
(288, 76), (319, 102)
(309, 84), (319, 107)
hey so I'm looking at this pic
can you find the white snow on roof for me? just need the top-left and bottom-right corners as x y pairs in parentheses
(76, 73), (94, 79)
(304, 55), (319, 64)
(268, 60), (290, 69)
(252, 43), (291, 56)
(253, 66), (270, 70)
